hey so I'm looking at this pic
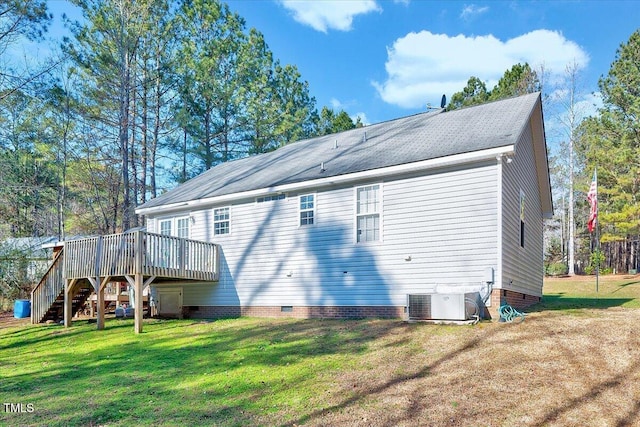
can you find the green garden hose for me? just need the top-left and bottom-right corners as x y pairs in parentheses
(498, 304), (526, 323)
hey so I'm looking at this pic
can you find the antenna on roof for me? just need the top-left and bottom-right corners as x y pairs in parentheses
(440, 94), (447, 109)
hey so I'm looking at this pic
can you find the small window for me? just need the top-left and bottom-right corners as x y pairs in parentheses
(299, 194), (314, 226)
(356, 184), (381, 242)
(519, 190), (525, 248)
(214, 207), (230, 235)
(257, 194), (285, 203)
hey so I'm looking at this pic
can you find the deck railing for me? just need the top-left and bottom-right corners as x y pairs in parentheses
(31, 248), (65, 324)
(64, 230), (219, 282)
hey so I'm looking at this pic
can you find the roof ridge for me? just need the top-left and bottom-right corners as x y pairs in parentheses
(138, 93), (540, 212)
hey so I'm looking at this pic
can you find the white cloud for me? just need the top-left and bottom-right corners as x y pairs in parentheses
(460, 4), (489, 20)
(279, 0), (381, 33)
(373, 29), (590, 109)
(330, 98), (343, 109)
(352, 112), (370, 125)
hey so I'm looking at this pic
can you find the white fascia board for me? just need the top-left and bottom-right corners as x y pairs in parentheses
(136, 145), (515, 216)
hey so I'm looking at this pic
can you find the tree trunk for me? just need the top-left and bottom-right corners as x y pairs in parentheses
(150, 46), (163, 198)
(129, 55), (138, 229)
(141, 61), (148, 206)
(120, 50), (132, 231)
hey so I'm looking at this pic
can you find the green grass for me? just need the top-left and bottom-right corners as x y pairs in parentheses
(3, 275), (640, 426)
(538, 274), (640, 311)
(0, 317), (408, 427)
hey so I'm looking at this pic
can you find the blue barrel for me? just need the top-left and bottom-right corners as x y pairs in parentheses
(14, 299), (31, 318)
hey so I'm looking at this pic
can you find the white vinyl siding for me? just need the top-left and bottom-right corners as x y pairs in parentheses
(501, 127), (544, 297)
(382, 164), (498, 283)
(156, 163), (499, 308)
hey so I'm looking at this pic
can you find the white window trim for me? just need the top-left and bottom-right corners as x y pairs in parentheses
(213, 206), (231, 236)
(157, 214), (191, 239)
(354, 183), (383, 244)
(299, 193), (316, 227)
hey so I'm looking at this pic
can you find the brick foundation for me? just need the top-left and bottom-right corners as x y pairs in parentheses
(183, 305), (406, 320)
(488, 289), (541, 319)
(179, 291), (540, 322)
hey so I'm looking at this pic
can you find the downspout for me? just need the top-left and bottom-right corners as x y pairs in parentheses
(495, 154), (504, 310)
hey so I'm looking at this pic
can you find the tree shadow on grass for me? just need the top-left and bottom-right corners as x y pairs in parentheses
(281, 323), (504, 427)
(611, 280), (640, 293)
(531, 358), (640, 427)
(527, 294), (633, 312)
(2, 317), (414, 427)
(0, 324), (91, 351)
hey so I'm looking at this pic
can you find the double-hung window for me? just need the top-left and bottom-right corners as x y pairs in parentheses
(299, 194), (315, 226)
(214, 207), (230, 235)
(356, 184), (381, 242)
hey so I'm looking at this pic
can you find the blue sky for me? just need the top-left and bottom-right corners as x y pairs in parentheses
(223, 1), (638, 125)
(34, 1), (640, 149)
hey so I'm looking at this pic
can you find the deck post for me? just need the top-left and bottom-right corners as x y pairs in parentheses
(134, 231), (144, 333)
(97, 276), (111, 330)
(96, 283), (105, 330)
(134, 273), (143, 333)
(64, 278), (77, 328)
(87, 277), (103, 330)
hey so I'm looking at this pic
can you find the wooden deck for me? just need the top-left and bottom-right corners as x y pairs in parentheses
(64, 230), (219, 282)
(31, 230), (219, 333)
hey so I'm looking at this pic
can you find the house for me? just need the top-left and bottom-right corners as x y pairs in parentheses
(0, 236), (57, 303)
(135, 92), (553, 320)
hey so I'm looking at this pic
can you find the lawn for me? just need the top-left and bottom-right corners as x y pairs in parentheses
(540, 273), (640, 310)
(2, 275), (640, 426)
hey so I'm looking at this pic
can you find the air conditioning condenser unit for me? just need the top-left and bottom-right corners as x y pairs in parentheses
(407, 292), (482, 321)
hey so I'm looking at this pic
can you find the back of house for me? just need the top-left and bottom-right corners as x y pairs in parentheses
(136, 92), (553, 320)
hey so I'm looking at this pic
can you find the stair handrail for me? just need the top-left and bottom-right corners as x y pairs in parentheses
(31, 248), (65, 324)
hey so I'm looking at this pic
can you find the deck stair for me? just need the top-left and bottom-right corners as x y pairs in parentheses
(31, 247), (65, 324)
(31, 230), (219, 330)
(38, 280), (93, 323)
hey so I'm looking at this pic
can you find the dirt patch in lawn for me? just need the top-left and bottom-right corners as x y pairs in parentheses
(276, 308), (640, 427)
(0, 310), (31, 329)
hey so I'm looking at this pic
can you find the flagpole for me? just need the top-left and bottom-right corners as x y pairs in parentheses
(595, 211), (599, 294)
(595, 168), (599, 294)
(587, 168), (599, 294)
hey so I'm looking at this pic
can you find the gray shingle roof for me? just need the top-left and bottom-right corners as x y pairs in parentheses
(138, 92), (542, 211)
